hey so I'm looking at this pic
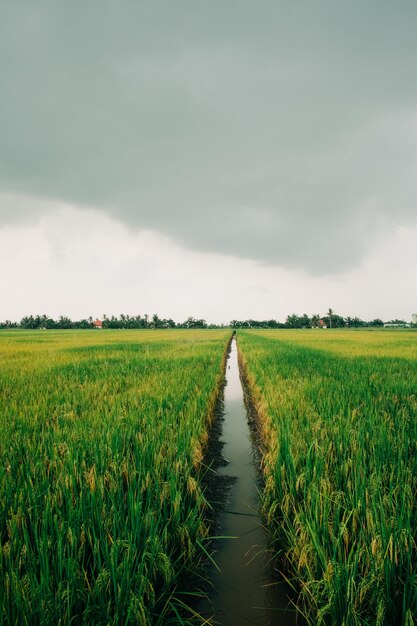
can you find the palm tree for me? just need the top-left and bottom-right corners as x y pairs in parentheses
(311, 314), (320, 328)
(327, 308), (334, 329)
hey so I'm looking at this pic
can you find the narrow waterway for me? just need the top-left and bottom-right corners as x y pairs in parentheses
(204, 338), (297, 625)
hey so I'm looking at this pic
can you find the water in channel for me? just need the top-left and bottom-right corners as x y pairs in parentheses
(203, 338), (297, 625)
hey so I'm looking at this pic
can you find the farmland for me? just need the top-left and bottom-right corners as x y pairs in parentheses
(2, 327), (417, 625)
(238, 329), (417, 625)
(0, 329), (231, 625)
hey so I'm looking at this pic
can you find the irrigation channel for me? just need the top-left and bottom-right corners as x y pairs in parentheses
(201, 338), (298, 625)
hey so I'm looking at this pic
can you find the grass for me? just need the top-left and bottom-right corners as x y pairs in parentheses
(237, 329), (417, 625)
(0, 329), (231, 625)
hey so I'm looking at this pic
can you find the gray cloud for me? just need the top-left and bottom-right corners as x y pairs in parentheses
(1, 1), (417, 272)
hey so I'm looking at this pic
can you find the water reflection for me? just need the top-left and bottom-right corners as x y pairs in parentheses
(203, 338), (297, 625)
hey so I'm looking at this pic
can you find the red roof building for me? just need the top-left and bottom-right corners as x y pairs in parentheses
(93, 319), (103, 329)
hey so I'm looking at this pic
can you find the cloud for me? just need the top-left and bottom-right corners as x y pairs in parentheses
(1, 1), (417, 273)
(1, 206), (416, 323)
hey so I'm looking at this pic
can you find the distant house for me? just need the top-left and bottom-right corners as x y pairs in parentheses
(93, 319), (103, 329)
(384, 323), (410, 328)
(318, 319), (327, 329)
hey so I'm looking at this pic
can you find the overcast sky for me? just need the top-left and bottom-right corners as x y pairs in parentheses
(1, 1), (416, 323)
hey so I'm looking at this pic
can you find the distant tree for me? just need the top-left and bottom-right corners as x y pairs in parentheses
(266, 319), (281, 328)
(20, 315), (36, 329)
(311, 314), (320, 328)
(0, 319), (18, 329)
(369, 318), (384, 327)
(78, 318), (93, 329)
(323, 311), (345, 328)
(57, 315), (73, 329)
(300, 313), (311, 328)
(285, 314), (299, 328)
(45, 317), (57, 329)
(133, 314), (148, 329)
(151, 313), (162, 329)
(327, 308), (334, 329)
(285, 313), (311, 329)
(106, 315), (118, 329)
(181, 316), (207, 329)
(33, 315), (43, 329)
(230, 320), (251, 328)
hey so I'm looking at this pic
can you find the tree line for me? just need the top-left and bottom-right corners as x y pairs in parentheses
(0, 310), (414, 330)
(0, 314), (212, 330)
(231, 311), (413, 329)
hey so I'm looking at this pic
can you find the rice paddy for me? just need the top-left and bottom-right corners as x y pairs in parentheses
(0, 329), (230, 625)
(237, 329), (417, 625)
(2, 327), (417, 625)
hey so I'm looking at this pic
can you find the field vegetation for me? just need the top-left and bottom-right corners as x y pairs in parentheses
(238, 329), (417, 625)
(0, 329), (230, 625)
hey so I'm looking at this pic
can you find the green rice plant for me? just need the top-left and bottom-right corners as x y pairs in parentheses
(0, 329), (231, 625)
(238, 329), (417, 625)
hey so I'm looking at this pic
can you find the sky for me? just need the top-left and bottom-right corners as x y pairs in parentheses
(1, 1), (416, 324)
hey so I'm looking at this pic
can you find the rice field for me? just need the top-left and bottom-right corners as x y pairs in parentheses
(237, 329), (417, 625)
(3, 327), (417, 625)
(0, 329), (231, 625)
